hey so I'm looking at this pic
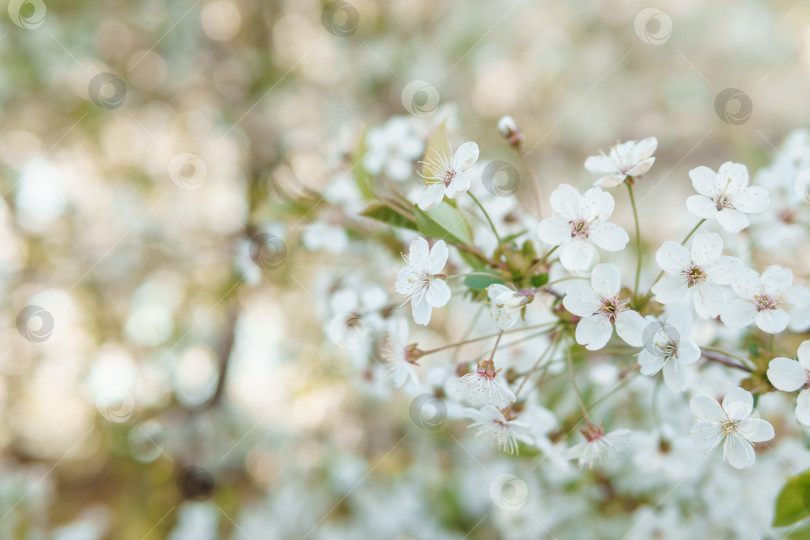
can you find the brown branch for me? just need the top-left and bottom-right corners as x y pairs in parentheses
(701, 350), (752, 372)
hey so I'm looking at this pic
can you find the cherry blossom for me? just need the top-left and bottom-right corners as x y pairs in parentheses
(651, 231), (741, 319)
(562, 423), (632, 469)
(767, 341), (810, 426)
(685, 162), (769, 233)
(487, 284), (534, 330)
(562, 263), (646, 351)
(448, 359), (516, 409)
(584, 137), (658, 187)
(638, 310), (700, 392)
(362, 116), (425, 181)
(380, 318), (420, 392)
(416, 141), (479, 210)
(689, 387), (774, 469)
(537, 185), (629, 273)
(463, 406), (534, 454)
(395, 237), (451, 325)
(720, 265), (808, 334)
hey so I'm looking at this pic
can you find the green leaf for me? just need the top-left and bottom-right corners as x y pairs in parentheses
(414, 201), (474, 246)
(530, 274), (549, 288)
(774, 470), (810, 527)
(465, 272), (504, 290)
(361, 202), (417, 231)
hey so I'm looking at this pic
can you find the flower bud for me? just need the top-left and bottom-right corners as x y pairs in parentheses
(497, 115), (522, 146)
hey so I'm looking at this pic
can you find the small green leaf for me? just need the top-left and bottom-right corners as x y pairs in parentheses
(361, 202), (417, 231)
(773, 470), (810, 527)
(414, 201), (474, 246)
(465, 272), (504, 290)
(530, 274), (549, 288)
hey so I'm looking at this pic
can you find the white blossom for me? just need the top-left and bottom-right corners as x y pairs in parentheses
(720, 265), (808, 334)
(537, 184), (629, 273)
(638, 310), (700, 392)
(562, 423), (632, 469)
(689, 387), (774, 469)
(463, 405), (533, 454)
(651, 231), (741, 319)
(584, 137), (658, 187)
(362, 116), (424, 181)
(416, 141), (479, 210)
(380, 318), (420, 392)
(685, 162), (769, 233)
(767, 341), (810, 426)
(487, 284), (534, 330)
(563, 263), (646, 351)
(448, 359), (516, 409)
(395, 237), (451, 325)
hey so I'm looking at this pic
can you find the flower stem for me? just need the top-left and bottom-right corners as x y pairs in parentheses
(626, 182), (642, 301)
(515, 329), (560, 396)
(446, 272), (502, 279)
(469, 192), (509, 259)
(488, 331), (504, 363)
(565, 338), (591, 422)
(701, 349), (752, 372)
(420, 322), (557, 356)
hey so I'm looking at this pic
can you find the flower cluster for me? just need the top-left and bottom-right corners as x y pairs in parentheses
(313, 117), (810, 518)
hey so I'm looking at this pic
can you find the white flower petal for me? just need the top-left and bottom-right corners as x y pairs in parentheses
(549, 184), (581, 218)
(716, 208), (750, 233)
(627, 157), (655, 176)
(638, 350), (665, 375)
(755, 308), (789, 334)
(651, 274), (688, 304)
(589, 222), (629, 251)
(615, 310), (646, 347)
(723, 435), (756, 469)
(662, 359), (688, 392)
(411, 295), (432, 325)
(796, 389), (810, 426)
(689, 421), (723, 450)
(722, 387), (753, 421)
(690, 232), (723, 266)
(798, 341), (810, 371)
(562, 284), (601, 317)
(690, 394), (724, 422)
(426, 279), (451, 308)
(693, 282), (726, 319)
(591, 263), (621, 298)
(689, 166), (718, 197)
(761, 265), (792, 297)
(767, 357), (807, 392)
(580, 188), (615, 222)
(428, 241), (448, 275)
(454, 141), (479, 171)
(584, 154), (616, 175)
(575, 315), (613, 351)
(717, 162), (750, 189)
(444, 172), (470, 198)
(721, 298), (756, 328)
(560, 238), (595, 273)
(686, 195), (718, 219)
(417, 183), (446, 211)
(676, 339), (701, 365)
(537, 215), (571, 246)
(731, 268), (761, 299)
(735, 186), (769, 213)
(408, 237), (430, 269)
(655, 242), (690, 274)
(737, 418), (774, 443)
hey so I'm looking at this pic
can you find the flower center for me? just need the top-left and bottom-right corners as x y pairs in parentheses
(714, 194), (734, 210)
(580, 423), (604, 442)
(655, 340), (678, 359)
(598, 296), (627, 323)
(682, 265), (707, 286)
(754, 294), (778, 312)
(569, 218), (590, 238)
(721, 419), (739, 435)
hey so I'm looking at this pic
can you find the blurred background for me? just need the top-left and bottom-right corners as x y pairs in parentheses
(1, 0), (810, 538)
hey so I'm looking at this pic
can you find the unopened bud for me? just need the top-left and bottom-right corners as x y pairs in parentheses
(498, 115), (522, 146)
